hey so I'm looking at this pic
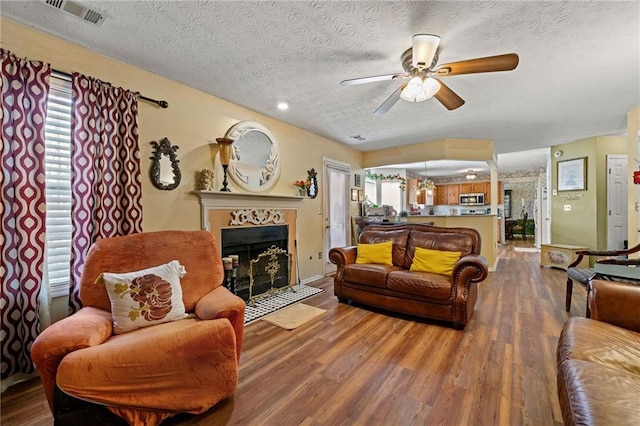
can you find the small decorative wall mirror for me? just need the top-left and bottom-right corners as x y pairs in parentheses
(307, 168), (318, 199)
(150, 137), (181, 190)
(225, 121), (281, 192)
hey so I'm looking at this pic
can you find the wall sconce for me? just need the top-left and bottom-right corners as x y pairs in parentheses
(216, 137), (234, 192)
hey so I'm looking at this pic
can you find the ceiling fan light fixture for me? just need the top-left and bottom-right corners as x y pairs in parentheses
(400, 76), (424, 101)
(412, 34), (440, 69)
(422, 77), (441, 98)
(465, 170), (477, 180)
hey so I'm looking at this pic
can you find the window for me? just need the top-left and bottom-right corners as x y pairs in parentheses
(44, 75), (72, 297)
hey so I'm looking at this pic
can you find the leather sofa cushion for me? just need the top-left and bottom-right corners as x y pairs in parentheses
(359, 228), (410, 267)
(387, 270), (452, 300)
(558, 359), (640, 425)
(343, 264), (402, 289)
(406, 230), (474, 269)
(558, 317), (640, 374)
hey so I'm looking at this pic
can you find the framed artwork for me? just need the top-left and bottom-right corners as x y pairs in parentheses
(557, 157), (587, 191)
(354, 174), (361, 187)
(358, 189), (364, 202)
(351, 188), (358, 201)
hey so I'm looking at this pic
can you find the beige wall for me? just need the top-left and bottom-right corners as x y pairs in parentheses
(550, 135), (627, 249)
(1, 18), (363, 282)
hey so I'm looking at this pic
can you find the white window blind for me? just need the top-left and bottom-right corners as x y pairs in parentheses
(45, 75), (72, 297)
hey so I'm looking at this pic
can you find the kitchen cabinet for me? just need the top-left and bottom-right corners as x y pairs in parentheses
(484, 181), (503, 205)
(436, 184), (459, 205)
(459, 182), (484, 194)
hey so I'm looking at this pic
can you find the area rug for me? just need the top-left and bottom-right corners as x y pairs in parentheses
(514, 247), (539, 253)
(261, 303), (327, 330)
(244, 284), (324, 325)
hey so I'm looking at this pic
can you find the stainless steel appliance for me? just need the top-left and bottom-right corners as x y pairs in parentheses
(459, 193), (485, 205)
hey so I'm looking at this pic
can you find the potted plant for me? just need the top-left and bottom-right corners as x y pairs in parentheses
(293, 179), (310, 196)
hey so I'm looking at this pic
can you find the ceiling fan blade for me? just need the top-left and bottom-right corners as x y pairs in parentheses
(412, 34), (440, 69)
(433, 80), (465, 110)
(340, 73), (408, 86)
(434, 53), (519, 76)
(374, 83), (406, 116)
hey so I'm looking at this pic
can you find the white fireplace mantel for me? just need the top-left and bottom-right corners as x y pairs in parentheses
(194, 190), (304, 230)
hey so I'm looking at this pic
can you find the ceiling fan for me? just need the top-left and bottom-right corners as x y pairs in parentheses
(340, 34), (519, 115)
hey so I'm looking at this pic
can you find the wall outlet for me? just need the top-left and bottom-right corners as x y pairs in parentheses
(318, 251), (322, 259)
(563, 204), (571, 211)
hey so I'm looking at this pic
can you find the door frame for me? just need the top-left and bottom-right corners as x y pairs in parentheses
(607, 154), (628, 250)
(323, 157), (351, 276)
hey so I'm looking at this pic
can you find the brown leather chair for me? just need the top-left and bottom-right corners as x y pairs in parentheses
(565, 242), (640, 312)
(31, 231), (245, 426)
(557, 279), (640, 425)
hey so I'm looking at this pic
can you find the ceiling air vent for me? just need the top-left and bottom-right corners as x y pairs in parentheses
(42, 0), (107, 26)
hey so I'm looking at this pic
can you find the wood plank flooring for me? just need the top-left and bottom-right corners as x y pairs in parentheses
(1, 241), (584, 425)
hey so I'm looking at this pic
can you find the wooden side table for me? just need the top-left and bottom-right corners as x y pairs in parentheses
(540, 244), (590, 270)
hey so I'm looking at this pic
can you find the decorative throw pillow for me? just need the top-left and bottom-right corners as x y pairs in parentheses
(356, 241), (393, 266)
(101, 260), (188, 334)
(410, 247), (462, 276)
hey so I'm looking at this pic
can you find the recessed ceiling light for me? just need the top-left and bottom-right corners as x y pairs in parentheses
(277, 102), (289, 110)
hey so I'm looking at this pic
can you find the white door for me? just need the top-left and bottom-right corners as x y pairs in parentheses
(324, 160), (350, 275)
(607, 155), (628, 250)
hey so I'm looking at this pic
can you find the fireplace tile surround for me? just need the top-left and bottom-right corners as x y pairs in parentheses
(195, 191), (303, 287)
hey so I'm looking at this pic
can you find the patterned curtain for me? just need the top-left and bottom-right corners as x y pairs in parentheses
(0, 49), (51, 383)
(69, 73), (142, 313)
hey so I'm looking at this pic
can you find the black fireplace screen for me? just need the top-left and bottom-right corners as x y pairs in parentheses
(221, 225), (289, 301)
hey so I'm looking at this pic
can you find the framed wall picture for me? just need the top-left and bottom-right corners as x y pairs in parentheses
(351, 188), (359, 201)
(358, 189), (364, 202)
(354, 173), (361, 187)
(557, 157), (587, 191)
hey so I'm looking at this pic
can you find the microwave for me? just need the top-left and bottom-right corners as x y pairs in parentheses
(459, 193), (485, 205)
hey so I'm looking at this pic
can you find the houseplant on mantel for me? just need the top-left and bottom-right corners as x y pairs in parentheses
(293, 179), (310, 197)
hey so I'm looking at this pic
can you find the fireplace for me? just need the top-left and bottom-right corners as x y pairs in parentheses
(221, 225), (290, 301)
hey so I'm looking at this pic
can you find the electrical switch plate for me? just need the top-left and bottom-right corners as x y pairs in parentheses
(563, 204), (571, 211)
(552, 189), (557, 195)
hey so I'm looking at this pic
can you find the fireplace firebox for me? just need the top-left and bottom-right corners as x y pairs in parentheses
(221, 225), (290, 301)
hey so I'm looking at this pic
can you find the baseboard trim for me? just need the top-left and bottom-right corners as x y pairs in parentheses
(300, 274), (324, 285)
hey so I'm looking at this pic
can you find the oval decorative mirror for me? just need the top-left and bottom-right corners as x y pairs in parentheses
(225, 121), (280, 192)
(150, 137), (181, 190)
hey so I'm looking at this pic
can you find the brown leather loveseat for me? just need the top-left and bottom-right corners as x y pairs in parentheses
(329, 224), (488, 329)
(557, 279), (640, 425)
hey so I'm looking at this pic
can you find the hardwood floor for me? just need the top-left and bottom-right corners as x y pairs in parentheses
(2, 241), (583, 425)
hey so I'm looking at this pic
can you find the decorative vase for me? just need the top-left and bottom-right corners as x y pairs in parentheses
(298, 188), (306, 197)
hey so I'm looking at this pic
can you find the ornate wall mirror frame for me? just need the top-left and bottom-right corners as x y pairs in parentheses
(150, 137), (181, 190)
(225, 121), (281, 192)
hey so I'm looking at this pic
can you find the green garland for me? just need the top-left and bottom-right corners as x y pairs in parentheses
(365, 171), (406, 190)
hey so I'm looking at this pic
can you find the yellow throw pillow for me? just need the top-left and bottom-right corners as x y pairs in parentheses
(356, 241), (393, 266)
(410, 247), (462, 276)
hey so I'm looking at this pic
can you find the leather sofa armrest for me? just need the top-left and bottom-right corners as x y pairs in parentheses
(588, 279), (640, 332)
(454, 254), (489, 283)
(329, 246), (357, 268)
(31, 307), (113, 411)
(195, 286), (246, 360)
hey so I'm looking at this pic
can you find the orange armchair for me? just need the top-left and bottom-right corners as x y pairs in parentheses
(31, 231), (245, 426)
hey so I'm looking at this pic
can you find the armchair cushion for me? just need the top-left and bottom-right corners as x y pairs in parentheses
(410, 247), (461, 276)
(356, 241), (393, 265)
(102, 260), (188, 334)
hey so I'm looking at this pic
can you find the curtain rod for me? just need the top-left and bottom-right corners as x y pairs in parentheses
(52, 70), (168, 109)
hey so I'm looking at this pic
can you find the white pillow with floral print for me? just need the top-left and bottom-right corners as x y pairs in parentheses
(101, 260), (188, 334)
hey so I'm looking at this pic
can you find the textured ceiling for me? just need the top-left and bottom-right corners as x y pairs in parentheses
(2, 1), (639, 173)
